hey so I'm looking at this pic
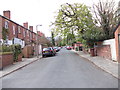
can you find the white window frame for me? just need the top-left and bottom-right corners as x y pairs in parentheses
(23, 30), (26, 37)
(18, 26), (21, 33)
(27, 30), (29, 37)
(5, 21), (9, 29)
(13, 25), (15, 35)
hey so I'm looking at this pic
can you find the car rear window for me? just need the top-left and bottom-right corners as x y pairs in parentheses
(43, 48), (50, 51)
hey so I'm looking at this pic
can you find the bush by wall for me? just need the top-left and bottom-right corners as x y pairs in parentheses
(0, 44), (22, 62)
(10, 44), (22, 62)
(0, 45), (12, 52)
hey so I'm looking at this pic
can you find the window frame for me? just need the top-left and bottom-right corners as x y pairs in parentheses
(18, 26), (21, 33)
(13, 25), (15, 35)
(5, 21), (9, 29)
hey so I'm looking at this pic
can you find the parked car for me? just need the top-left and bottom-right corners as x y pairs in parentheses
(42, 47), (56, 57)
(66, 46), (73, 50)
(53, 47), (60, 52)
(58, 47), (62, 50)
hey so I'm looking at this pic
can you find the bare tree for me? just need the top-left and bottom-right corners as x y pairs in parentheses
(92, 0), (117, 39)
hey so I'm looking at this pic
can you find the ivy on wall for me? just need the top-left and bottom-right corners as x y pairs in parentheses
(2, 27), (8, 40)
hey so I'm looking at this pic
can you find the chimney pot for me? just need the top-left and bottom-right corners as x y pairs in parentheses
(23, 22), (28, 29)
(29, 26), (33, 31)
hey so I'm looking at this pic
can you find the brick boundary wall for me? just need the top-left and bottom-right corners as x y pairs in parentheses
(0, 53), (13, 69)
(22, 45), (33, 58)
(0, 16), (2, 39)
(115, 25), (120, 63)
(95, 45), (112, 60)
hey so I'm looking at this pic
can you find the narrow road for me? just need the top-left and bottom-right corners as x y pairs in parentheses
(2, 48), (118, 88)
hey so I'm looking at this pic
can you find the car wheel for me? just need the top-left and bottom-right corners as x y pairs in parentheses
(52, 53), (54, 56)
(42, 55), (45, 58)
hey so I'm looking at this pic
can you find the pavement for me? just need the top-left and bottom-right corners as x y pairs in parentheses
(72, 50), (119, 79)
(0, 55), (42, 78)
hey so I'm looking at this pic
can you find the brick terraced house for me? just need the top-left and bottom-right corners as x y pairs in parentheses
(0, 10), (49, 58)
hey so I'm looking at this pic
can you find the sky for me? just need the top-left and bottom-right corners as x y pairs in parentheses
(0, 0), (119, 37)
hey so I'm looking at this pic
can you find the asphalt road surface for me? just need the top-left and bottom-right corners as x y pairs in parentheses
(2, 48), (118, 88)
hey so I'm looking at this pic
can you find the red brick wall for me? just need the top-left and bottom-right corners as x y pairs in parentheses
(22, 45), (33, 58)
(2, 18), (17, 40)
(18, 26), (24, 40)
(96, 45), (112, 60)
(23, 28), (26, 40)
(3, 10), (11, 19)
(0, 53), (13, 68)
(32, 33), (36, 42)
(17, 53), (22, 61)
(115, 25), (120, 62)
(0, 16), (2, 39)
(8, 21), (14, 40)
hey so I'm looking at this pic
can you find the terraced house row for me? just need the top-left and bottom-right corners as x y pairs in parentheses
(0, 10), (50, 58)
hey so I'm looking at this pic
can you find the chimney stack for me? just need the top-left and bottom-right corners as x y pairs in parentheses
(29, 26), (33, 31)
(23, 22), (28, 29)
(3, 10), (11, 19)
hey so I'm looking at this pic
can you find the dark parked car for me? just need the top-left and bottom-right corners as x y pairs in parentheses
(42, 47), (56, 57)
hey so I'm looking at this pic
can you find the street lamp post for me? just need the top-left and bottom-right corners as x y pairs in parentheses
(36, 24), (42, 58)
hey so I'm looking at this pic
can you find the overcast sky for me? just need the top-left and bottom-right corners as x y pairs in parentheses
(0, 0), (119, 37)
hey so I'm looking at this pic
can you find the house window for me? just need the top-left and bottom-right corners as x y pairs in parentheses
(30, 32), (32, 39)
(5, 21), (9, 29)
(27, 30), (29, 36)
(33, 34), (34, 38)
(13, 25), (15, 35)
(18, 26), (21, 33)
(23, 30), (26, 37)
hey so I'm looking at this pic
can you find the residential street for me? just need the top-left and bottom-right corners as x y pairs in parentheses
(2, 48), (118, 88)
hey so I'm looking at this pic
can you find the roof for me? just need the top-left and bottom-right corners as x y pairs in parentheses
(0, 14), (45, 38)
(0, 14), (34, 34)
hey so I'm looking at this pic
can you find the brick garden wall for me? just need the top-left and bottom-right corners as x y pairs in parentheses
(95, 45), (112, 60)
(115, 25), (120, 62)
(22, 45), (33, 58)
(0, 53), (13, 69)
(0, 16), (2, 39)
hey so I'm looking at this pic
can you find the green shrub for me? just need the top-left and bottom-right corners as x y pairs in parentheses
(10, 44), (22, 62)
(75, 47), (78, 51)
(0, 45), (12, 52)
(0, 44), (22, 62)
